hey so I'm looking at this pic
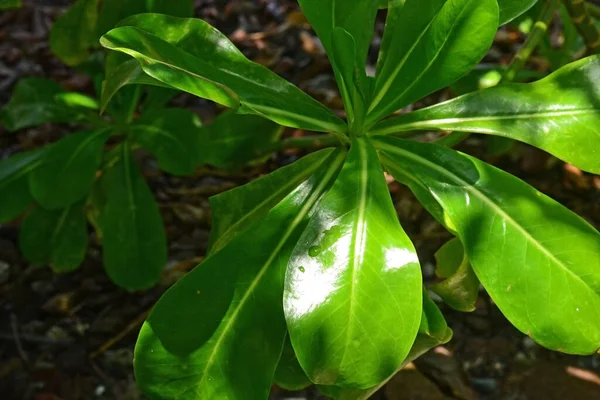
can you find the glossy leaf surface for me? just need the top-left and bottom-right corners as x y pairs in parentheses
(100, 14), (346, 133)
(130, 108), (201, 176)
(372, 56), (600, 174)
(208, 149), (334, 254)
(49, 0), (99, 66)
(134, 149), (346, 399)
(0, 149), (44, 223)
(498, 0), (538, 25)
(274, 335), (312, 391)
(198, 111), (282, 172)
(19, 203), (88, 272)
(100, 144), (167, 290)
(367, 0), (498, 126)
(377, 137), (600, 354)
(430, 238), (479, 312)
(284, 137), (422, 388)
(30, 130), (111, 210)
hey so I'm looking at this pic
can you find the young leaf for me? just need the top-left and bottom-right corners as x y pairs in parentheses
(130, 108), (202, 176)
(198, 111), (283, 172)
(0, 149), (45, 223)
(284, 137), (422, 388)
(49, 0), (99, 66)
(498, 0), (538, 25)
(30, 130), (111, 210)
(19, 203), (88, 272)
(208, 149), (335, 254)
(430, 238), (480, 312)
(100, 14), (347, 133)
(134, 149), (347, 399)
(367, 0), (499, 126)
(1, 78), (94, 131)
(371, 56), (600, 174)
(100, 144), (167, 290)
(274, 335), (312, 391)
(376, 136), (600, 355)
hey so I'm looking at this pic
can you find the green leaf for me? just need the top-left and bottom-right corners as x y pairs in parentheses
(198, 111), (283, 172)
(498, 0), (538, 25)
(366, 0), (498, 126)
(134, 149), (346, 399)
(0, 149), (45, 223)
(284, 137), (422, 388)
(376, 136), (600, 355)
(130, 108), (202, 176)
(19, 203), (88, 272)
(317, 291), (452, 400)
(100, 14), (346, 133)
(0, 0), (22, 10)
(30, 130), (111, 210)
(430, 238), (479, 312)
(371, 56), (600, 174)
(274, 335), (312, 391)
(49, 0), (99, 66)
(100, 143), (167, 290)
(208, 149), (335, 255)
(1, 78), (95, 131)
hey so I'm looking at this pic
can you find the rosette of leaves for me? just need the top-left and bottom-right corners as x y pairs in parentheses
(100, 0), (600, 398)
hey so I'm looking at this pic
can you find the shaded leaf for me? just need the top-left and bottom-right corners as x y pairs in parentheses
(371, 56), (600, 174)
(498, 0), (538, 25)
(0, 0), (21, 10)
(49, 0), (99, 66)
(274, 335), (312, 391)
(30, 130), (111, 209)
(284, 137), (422, 388)
(377, 136), (600, 355)
(100, 14), (346, 133)
(134, 149), (346, 399)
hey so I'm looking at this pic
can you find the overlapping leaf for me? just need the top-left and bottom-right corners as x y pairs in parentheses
(273, 335), (312, 391)
(0, 149), (45, 222)
(377, 136), (600, 354)
(49, 0), (99, 65)
(372, 56), (600, 174)
(498, 0), (538, 25)
(134, 149), (346, 399)
(284, 137), (422, 388)
(100, 14), (346, 133)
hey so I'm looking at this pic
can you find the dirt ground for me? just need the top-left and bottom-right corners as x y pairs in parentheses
(1, 1), (600, 399)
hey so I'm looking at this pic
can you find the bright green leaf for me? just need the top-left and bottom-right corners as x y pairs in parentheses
(198, 111), (283, 172)
(19, 203), (88, 272)
(130, 108), (202, 176)
(49, 0), (99, 66)
(274, 335), (312, 391)
(100, 14), (346, 133)
(284, 137), (422, 388)
(0, 149), (45, 223)
(134, 149), (346, 399)
(367, 0), (498, 126)
(498, 0), (538, 25)
(30, 130), (111, 210)
(100, 143), (167, 290)
(434, 237), (464, 279)
(371, 56), (600, 174)
(207, 148), (335, 255)
(377, 136), (600, 355)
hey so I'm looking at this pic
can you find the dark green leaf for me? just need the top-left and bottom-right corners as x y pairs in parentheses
(19, 203), (88, 272)
(100, 14), (346, 133)
(49, 0), (99, 66)
(498, 0), (538, 25)
(100, 143), (167, 290)
(0, 0), (22, 10)
(371, 56), (600, 174)
(366, 0), (498, 126)
(284, 137), (422, 388)
(199, 111), (282, 172)
(274, 335), (312, 391)
(377, 136), (600, 355)
(0, 149), (45, 223)
(30, 130), (111, 210)
(130, 108), (202, 176)
(430, 238), (479, 312)
(1, 78), (95, 131)
(208, 149), (335, 254)
(134, 149), (346, 399)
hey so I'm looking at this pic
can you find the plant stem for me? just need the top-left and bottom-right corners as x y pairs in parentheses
(564, 0), (600, 54)
(276, 134), (341, 151)
(502, 0), (561, 83)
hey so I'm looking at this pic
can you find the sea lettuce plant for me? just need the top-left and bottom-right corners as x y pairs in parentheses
(99, 0), (600, 398)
